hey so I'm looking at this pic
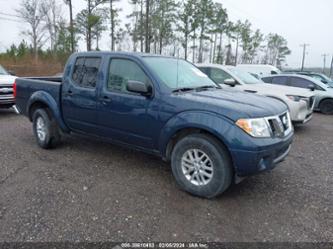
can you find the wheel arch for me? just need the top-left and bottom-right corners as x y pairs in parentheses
(27, 91), (70, 133)
(319, 97), (333, 106)
(164, 127), (234, 167)
(318, 97), (333, 114)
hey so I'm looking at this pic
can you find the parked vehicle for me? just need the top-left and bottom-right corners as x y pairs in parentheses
(262, 74), (333, 114)
(236, 64), (281, 78)
(15, 52), (293, 198)
(283, 71), (333, 86)
(197, 64), (315, 124)
(0, 65), (17, 109)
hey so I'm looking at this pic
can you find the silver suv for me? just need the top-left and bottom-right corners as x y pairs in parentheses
(197, 64), (315, 124)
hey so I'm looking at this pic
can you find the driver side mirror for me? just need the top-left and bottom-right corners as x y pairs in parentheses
(224, 78), (237, 87)
(308, 84), (315, 91)
(126, 80), (152, 96)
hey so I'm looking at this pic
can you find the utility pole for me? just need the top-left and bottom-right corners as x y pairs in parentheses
(110, 0), (115, 51)
(66, 0), (75, 53)
(322, 53), (329, 74)
(300, 44), (310, 71)
(330, 54), (333, 77)
(145, 0), (150, 53)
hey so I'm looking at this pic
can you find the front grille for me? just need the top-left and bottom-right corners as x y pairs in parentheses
(266, 112), (292, 137)
(0, 85), (13, 96)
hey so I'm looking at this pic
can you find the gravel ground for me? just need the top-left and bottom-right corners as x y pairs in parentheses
(0, 108), (332, 242)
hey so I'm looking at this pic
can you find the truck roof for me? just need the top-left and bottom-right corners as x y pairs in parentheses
(73, 51), (175, 59)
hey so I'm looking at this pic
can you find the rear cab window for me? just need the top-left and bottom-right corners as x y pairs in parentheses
(72, 57), (101, 88)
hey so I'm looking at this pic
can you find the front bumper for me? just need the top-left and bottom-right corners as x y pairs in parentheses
(230, 131), (293, 177)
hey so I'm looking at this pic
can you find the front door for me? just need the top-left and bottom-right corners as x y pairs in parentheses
(96, 58), (155, 149)
(62, 56), (101, 133)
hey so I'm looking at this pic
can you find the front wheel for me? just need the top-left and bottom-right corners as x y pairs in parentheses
(32, 108), (61, 149)
(319, 99), (333, 114)
(171, 134), (233, 198)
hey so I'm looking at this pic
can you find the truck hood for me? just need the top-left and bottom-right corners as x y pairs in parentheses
(176, 89), (287, 121)
(245, 83), (314, 98)
(0, 75), (17, 85)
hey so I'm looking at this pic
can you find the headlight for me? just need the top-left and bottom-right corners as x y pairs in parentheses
(236, 118), (271, 138)
(286, 95), (304, 102)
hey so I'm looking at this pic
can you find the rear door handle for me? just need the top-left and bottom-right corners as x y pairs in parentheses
(101, 96), (112, 104)
(65, 90), (73, 97)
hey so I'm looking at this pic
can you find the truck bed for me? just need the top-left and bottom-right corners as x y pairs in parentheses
(15, 76), (62, 117)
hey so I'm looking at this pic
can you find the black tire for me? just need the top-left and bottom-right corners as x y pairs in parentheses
(171, 133), (233, 198)
(32, 108), (61, 149)
(319, 99), (333, 115)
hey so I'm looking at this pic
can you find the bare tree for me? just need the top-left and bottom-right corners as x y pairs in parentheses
(64, 0), (75, 53)
(40, 0), (63, 52)
(16, 0), (46, 62)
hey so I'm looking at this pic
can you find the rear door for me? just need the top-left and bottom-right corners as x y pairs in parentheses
(287, 76), (313, 89)
(62, 56), (102, 133)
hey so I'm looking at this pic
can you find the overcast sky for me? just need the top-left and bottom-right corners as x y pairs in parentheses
(0, 0), (332, 68)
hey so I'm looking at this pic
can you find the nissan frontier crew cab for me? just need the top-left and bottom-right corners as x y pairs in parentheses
(15, 52), (293, 198)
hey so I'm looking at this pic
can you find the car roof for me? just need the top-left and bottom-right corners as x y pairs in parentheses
(196, 63), (234, 69)
(264, 74), (328, 88)
(237, 64), (278, 69)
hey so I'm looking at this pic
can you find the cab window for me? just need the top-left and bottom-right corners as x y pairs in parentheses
(107, 59), (151, 93)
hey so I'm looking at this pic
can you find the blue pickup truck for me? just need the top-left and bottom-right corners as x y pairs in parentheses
(15, 52), (293, 198)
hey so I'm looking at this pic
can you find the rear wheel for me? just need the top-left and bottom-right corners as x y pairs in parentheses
(32, 108), (61, 149)
(171, 134), (233, 198)
(319, 99), (333, 114)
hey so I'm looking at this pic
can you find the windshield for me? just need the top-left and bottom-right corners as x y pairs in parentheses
(0, 65), (9, 75)
(143, 57), (216, 89)
(228, 67), (263, 84)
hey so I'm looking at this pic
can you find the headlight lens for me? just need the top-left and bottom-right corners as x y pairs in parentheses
(236, 118), (271, 138)
(286, 95), (303, 102)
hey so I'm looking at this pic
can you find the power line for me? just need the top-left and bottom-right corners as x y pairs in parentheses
(300, 43), (310, 71)
(0, 11), (21, 18)
(0, 16), (23, 23)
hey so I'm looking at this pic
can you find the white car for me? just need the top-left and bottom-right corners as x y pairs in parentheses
(197, 64), (315, 124)
(236, 64), (281, 78)
(0, 65), (17, 109)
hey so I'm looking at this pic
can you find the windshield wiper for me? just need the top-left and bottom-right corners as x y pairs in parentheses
(195, 85), (220, 91)
(172, 87), (196, 93)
